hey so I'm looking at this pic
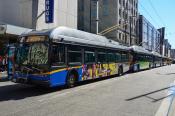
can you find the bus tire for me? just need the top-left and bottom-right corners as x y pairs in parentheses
(66, 71), (78, 88)
(137, 64), (140, 72)
(149, 63), (151, 69)
(118, 66), (123, 76)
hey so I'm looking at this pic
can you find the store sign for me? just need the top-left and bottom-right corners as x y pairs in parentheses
(0, 25), (6, 34)
(45, 0), (54, 23)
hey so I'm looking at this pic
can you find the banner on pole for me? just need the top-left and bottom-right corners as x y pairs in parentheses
(45, 0), (54, 23)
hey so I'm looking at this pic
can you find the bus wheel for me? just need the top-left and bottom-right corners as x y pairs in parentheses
(118, 67), (123, 76)
(67, 73), (76, 88)
(149, 64), (151, 69)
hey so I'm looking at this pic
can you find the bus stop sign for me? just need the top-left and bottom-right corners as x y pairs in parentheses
(45, 0), (54, 23)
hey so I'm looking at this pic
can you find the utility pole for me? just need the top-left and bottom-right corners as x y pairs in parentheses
(129, 16), (132, 46)
(124, 0), (129, 46)
(90, 0), (92, 33)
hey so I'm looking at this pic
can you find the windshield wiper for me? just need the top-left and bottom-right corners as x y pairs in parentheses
(32, 66), (42, 72)
(23, 66), (33, 73)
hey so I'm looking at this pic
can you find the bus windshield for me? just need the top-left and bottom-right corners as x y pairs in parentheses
(16, 36), (49, 66)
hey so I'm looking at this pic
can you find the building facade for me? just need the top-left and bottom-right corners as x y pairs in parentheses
(0, 0), (37, 29)
(158, 27), (165, 55)
(163, 39), (172, 57)
(171, 49), (175, 59)
(0, 0), (78, 30)
(37, 0), (78, 30)
(78, 0), (138, 46)
(138, 15), (164, 53)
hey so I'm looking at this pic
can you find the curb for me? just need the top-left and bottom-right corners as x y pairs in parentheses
(167, 95), (175, 116)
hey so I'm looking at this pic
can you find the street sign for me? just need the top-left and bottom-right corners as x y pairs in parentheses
(0, 24), (6, 35)
(45, 0), (54, 23)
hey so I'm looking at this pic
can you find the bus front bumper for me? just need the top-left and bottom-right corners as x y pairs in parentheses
(12, 73), (51, 87)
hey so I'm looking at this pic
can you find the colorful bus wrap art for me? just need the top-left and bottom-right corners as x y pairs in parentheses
(82, 63), (118, 80)
(138, 61), (150, 70)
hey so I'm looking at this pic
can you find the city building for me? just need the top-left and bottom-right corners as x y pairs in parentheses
(138, 15), (166, 54)
(171, 49), (175, 59)
(78, 0), (139, 46)
(0, 0), (78, 30)
(162, 39), (172, 57)
(158, 27), (165, 55)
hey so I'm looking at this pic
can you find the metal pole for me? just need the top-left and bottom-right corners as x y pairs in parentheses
(129, 16), (132, 46)
(96, 0), (99, 34)
(90, 0), (92, 33)
(124, 0), (129, 45)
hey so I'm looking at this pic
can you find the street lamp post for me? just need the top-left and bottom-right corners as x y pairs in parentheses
(129, 16), (132, 46)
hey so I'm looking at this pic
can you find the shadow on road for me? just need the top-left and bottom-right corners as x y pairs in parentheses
(0, 74), (122, 102)
(125, 86), (175, 102)
(0, 84), (67, 102)
(156, 73), (175, 76)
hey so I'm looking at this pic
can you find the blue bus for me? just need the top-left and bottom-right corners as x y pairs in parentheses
(12, 27), (131, 87)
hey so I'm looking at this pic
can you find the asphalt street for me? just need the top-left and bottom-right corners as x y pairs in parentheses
(0, 65), (175, 116)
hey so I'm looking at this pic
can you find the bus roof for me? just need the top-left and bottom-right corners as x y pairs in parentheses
(151, 51), (162, 57)
(50, 27), (129, 50)
(130, 45), (152, 55)
(20, 26), (129, 51)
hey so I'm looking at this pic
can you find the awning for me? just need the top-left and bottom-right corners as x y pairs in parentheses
(0, 23), (32, 36)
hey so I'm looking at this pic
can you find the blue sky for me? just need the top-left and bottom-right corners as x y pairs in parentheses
(139, 0), (175, 48)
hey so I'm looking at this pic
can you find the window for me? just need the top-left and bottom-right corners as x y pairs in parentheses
(52, 44), (65, 65)
(119, 9), (122, 17)
(85, 51), (95, 63)
(107, 53), (116, 62)
(119, 33), (122, 40)
(98, 52), (106, 63)
(121, 53), (129, 62)
(68, 46), (82, 64)
(116, 53), (121, 62)
(119, 0), (121, 5)
(103, 0), (109, 16)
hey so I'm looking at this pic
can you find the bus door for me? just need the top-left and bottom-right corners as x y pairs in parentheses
(8, 46), (15, 79)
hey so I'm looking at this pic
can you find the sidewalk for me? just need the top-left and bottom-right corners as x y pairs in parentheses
(168, 96), (175, 116)
(0, 71), (8, 81)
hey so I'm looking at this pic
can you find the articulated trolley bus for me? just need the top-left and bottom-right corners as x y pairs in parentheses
(129, 46), (153, 72)
(12, 27), (131, 87)
(152, 51), (162, 67)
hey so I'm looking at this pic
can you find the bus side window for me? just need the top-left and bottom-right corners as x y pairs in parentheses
(107, 52), (116, 63)
(68, 45), (82, 65)
(121, 53), (128, 62)
(52, 44), (65, 65)
(85, 51), (95, 63)
(97, 52), (106, 63)
(116, 53), (121, 62)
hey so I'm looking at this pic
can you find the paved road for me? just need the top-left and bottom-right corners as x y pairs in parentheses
(0, 65), (175, 116)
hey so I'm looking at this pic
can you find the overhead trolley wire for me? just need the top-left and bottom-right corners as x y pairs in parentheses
(139, 2), (160, 28)
(148, 0), (167, 27)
